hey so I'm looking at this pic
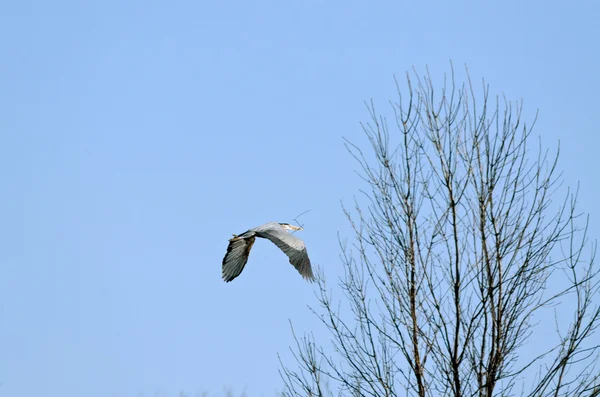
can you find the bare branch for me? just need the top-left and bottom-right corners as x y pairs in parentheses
(281, 65), (600, 397)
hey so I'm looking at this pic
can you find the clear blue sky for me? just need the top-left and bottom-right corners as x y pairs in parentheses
(1, 1), (599, 396)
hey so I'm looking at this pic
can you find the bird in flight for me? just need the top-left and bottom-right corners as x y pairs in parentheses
(222, 221), (314, 282)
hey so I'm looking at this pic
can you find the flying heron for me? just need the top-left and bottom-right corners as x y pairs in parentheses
(221, 221), (314, 282)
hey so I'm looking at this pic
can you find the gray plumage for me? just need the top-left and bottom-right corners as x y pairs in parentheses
(222, 222), (314, 282)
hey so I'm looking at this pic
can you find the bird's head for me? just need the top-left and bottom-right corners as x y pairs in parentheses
(279, 222), (303, 232)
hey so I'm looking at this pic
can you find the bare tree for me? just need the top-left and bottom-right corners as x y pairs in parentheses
(279, 67), (600, 397)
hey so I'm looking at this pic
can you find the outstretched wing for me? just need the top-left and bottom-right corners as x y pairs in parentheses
(222, 235), (256, 282)
(258, 228), (314, 282)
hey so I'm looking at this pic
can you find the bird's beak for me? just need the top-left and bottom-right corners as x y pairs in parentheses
(290, 225), (303, 231)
